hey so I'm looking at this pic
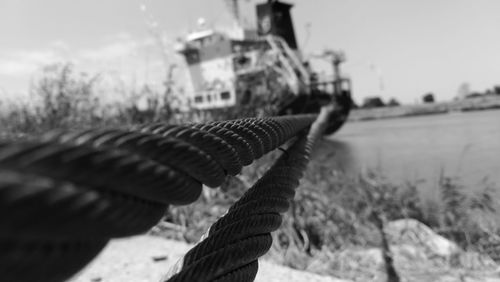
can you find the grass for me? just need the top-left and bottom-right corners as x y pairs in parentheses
(2, 62), (500, 281)
(269, 163), (500, 267)
(0, 63), (279, 140)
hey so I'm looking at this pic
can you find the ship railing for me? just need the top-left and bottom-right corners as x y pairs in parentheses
(265, 35), (305, 94)
(268, 35), (310, 87)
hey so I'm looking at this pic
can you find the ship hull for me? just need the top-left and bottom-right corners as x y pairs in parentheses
(277, 90), (352, 136)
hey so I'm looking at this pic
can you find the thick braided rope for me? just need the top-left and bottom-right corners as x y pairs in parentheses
(138, 124), (242, 176)
(0, 114), (317, 282)
(164, 108), (332, 282)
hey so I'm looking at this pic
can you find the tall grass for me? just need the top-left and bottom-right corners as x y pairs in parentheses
(0, 63), (191, 139)
(0, 62), (284, 140)
(269, 164), (499, 272)
(1, 64), (103, 137)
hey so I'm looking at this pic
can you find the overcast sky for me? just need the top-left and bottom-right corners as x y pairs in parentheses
(1, 0), (500, 104)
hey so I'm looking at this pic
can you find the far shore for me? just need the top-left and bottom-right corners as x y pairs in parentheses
(349, 95), (500, 122)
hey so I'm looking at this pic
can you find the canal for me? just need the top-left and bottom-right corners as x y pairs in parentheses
(318, 109), (500, 190)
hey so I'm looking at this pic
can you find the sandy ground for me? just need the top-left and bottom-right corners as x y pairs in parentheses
(69, 235), (348, 282)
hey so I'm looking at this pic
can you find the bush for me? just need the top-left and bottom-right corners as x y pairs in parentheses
(362, 96), (385, 108)
(422, 93), (435, 103)
(387, 98), (400, 107)
(0, 63), (102, 136)
(0, 62), (195, 137)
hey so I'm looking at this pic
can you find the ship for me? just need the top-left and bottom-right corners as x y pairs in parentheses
(175, 0), (352, 135)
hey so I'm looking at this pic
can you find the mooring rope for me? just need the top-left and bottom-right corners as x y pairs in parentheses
(0, 110), (331, 282)
(164, 107), (332, 282)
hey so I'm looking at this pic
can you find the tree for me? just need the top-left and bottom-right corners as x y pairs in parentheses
(362, 96), (385, 108)
(464, 92), (483, 99)
(494, 85), (500, 95)
(387, 98), (400, 107)
(422, 93), (435, 104)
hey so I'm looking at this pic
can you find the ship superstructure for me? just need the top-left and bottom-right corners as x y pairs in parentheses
(176, 0), (352, 134)
(176, 0), (311, 109)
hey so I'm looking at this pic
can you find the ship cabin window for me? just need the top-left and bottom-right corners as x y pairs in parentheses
(185, 51), (200, 65)
(220, 91), (230, 100)
(326, 83), (334, 94)
(206, 95), (212, 102)
(232, 44), (240, 53)
(192, 40), (201, 49)
(194, 95), (203, 103)
(197, 35), (217, 47)
(241, 89), (252, 105)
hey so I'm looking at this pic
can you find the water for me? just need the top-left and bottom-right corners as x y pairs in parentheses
(317, 110), (500, 189)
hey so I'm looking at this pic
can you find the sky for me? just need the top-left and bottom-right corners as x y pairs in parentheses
(1, 0), (500, 104)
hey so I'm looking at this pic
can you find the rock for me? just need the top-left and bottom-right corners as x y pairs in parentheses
(385, 219), (460, 259)
(305, 219), (500, 281)
(385, 219), (497, 271)
(152, 255), (168, 262)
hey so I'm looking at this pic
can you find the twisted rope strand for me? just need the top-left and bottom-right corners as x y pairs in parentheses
(46, 129), (226, 188)
(139, 124), (243, 176)
(209, 122), (262, 161)
(165, 109), (331, 281)
(0, 113), (327, 282)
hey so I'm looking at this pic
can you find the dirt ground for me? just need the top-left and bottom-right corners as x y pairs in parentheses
(69, 235), (349, 282)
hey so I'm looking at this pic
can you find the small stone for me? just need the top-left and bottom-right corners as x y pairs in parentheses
(152, 255), (168, 262)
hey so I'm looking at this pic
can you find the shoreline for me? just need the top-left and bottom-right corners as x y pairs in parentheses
(349, 96), (500, 122)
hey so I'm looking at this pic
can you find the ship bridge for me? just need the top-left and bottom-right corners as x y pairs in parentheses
(176, 0), (311, 111)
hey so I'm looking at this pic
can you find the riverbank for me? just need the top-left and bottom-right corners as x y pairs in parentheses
(349, 96), (500, 122)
